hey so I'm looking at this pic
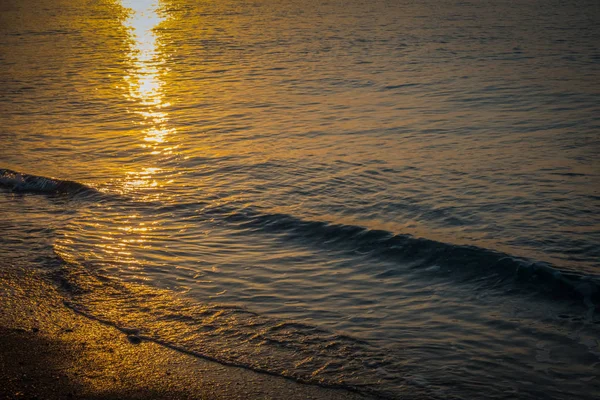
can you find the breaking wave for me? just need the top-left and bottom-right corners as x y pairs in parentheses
(0, 168), (97, 196)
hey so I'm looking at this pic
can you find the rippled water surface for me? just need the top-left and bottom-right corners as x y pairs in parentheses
(1, 0), (599, 398)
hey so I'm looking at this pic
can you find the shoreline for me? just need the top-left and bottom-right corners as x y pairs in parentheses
(0, 267), (374, 400)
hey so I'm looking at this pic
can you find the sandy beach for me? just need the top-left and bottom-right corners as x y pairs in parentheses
(0, 267), (374, 400)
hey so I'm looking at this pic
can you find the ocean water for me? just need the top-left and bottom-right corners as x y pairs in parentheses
(1, 0), (599, 398)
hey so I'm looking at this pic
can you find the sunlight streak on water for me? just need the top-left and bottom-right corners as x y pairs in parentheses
(121, 0), (174, 155)
(64, 1), (181, 275)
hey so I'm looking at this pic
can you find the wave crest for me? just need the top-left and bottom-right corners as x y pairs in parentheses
(206, 206), (600, 309)
(0, 168), (96, 195)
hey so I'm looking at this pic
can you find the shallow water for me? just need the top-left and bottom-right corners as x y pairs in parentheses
(1, 0), (599, 398)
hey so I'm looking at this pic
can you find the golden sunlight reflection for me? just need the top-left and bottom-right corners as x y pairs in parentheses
(121, 0), (175, 162)
(92, 215), (155, 274)
(53, 215), (156, 278)
(124, 167), (162, 190)
(81, 1), (178, 280)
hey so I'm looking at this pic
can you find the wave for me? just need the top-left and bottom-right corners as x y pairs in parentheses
(0, 168), (98, 196)
(51, 263), (411, 399)
(4, 167), (597, 309)
(4, 169), (594, 399)
(47, 214), (599, 399)
(200, 205), (600, 309)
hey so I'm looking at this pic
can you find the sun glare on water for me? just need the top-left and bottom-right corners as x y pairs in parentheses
(121, 0), (175, 183)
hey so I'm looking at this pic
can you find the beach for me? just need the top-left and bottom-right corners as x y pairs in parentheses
(0, 266), (374, 400)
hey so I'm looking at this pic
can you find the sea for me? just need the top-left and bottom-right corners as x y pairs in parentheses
(1, 0), (599, 398)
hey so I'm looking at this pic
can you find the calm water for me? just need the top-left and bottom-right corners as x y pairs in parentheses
(1, 0), (599, 398)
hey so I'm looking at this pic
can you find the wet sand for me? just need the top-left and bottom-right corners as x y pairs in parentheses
(0, 267), (373, 400)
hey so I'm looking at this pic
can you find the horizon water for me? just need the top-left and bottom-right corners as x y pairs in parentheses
(1, 0), (599, 398)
